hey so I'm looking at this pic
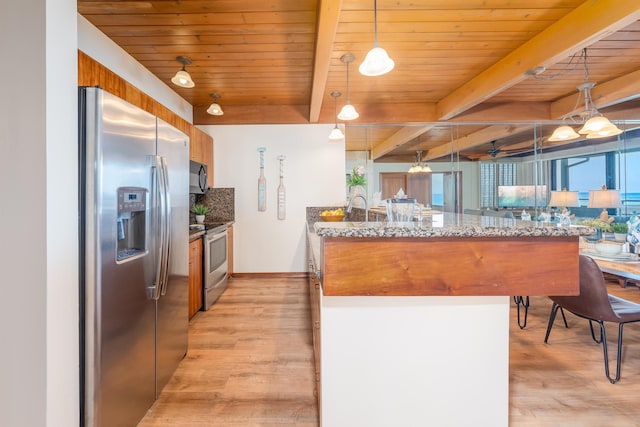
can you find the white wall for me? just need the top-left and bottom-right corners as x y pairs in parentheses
(201, 124), (346, 273)
(0, 0), (78, 425)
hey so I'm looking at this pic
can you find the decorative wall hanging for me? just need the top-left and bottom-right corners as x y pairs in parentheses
(277, 155), (286, 220)
(257, 147), (267, 212)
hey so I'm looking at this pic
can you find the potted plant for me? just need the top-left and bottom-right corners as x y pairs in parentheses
(346, 165), (367, 208)
(611, 222), (628, 241)
(191, 204), (209, 224)
(577, 219), (613, 242)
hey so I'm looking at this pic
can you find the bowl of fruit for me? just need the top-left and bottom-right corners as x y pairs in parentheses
(320, 208), (345, 222)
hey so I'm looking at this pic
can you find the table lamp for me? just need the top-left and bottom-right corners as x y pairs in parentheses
(548, 188), (580, 210)
(587, 185), (622, 222)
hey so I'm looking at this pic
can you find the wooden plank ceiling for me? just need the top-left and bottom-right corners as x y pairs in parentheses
(78, 0), (640, 162)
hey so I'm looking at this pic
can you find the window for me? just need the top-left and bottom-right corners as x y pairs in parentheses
(480, 163), (516, 207)
(552, 149), (640, 215)
(564, 155), (607, 205)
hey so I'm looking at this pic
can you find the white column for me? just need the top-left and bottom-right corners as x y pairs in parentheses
(0, 1), (79, 426)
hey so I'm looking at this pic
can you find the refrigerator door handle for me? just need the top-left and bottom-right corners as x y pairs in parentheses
(150, 155), (166, 300)
(160, 156), (171, 296)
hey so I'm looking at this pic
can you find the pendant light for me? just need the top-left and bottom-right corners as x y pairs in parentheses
(170, 56), (195, 88)
(576, 81), (622, 138)
(328, 91), (345, 142)
(337, 53), (359, 121)
(359, 0), (394, 76)
(206, 93), (224, 116)
(549, 48), (621, 140)
(548, 125), (580, 142)
(408, 151), (431, 173)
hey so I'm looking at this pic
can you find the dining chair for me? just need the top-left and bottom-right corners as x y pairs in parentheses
(544, 254), (640, 383)
(513, 295), (567, 330)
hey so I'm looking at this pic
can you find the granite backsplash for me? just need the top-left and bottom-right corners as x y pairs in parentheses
(190, 188), (235, 223)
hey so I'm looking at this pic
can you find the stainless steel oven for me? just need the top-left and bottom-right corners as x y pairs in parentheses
(203, 225), (228, 310)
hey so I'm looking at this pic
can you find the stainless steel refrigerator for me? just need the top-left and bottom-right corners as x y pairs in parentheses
(79, 87), (189, 427)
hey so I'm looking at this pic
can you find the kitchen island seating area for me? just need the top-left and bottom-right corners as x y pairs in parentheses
(545, 255), (640, 384)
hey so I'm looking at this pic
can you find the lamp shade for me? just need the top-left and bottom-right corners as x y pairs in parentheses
(548, 190), (579, 207)
(408, 164), (431, 173)
(585, 123), (623, 139)
(328, 126), (345, 142)
(338, 103), (359, 121)
(359, 47), (395, 77)
(587, 188), (622, 208)
(579, 116), (616, 135)
(206, 102), (224, 116)
(548, 125), (580, 142)
(171, 70), (195, 88)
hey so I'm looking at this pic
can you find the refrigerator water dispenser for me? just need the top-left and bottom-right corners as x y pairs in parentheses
(117, 187), (148, 261)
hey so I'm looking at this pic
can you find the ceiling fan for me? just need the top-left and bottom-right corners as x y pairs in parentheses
(487, 141), (502, 157)
(464, 140), (537, 161)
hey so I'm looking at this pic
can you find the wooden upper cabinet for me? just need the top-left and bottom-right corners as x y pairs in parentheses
(190, 127), (214, 188)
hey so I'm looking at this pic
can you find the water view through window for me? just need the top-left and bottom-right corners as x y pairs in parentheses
(567, 151), (640, 214)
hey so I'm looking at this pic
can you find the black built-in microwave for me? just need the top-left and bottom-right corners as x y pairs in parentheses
(189, 160), (208, 194)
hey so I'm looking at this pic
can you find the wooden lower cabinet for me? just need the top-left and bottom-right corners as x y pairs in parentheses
(308, 259), (322, 413)
(227, 225), (233, 277)
(188, 238), (203, 319)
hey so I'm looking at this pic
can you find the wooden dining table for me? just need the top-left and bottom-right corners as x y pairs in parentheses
(579, 240), (640, 287)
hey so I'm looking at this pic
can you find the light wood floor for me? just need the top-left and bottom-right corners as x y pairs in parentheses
(139, 276), (640, 426)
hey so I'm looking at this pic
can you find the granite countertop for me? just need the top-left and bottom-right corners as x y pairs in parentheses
(189, 229), (205, 241)
(313, 212), (595, 238)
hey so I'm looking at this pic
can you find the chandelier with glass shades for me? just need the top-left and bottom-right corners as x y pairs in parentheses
(408, 150), (432, 173)
(548, 48), (622, 142)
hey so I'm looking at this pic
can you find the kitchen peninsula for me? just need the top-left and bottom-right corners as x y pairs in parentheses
(306, 211), (593, 427)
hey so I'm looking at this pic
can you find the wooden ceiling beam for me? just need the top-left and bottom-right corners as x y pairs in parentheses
(450, 102), (550, 123)
(371, 126), (435, 160)
(436, 0), (640, 121)
(425, 124), (531, 161)
(309, 0), (343, 122)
